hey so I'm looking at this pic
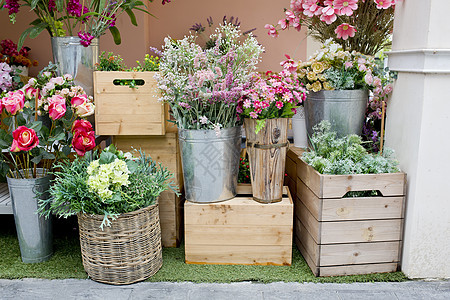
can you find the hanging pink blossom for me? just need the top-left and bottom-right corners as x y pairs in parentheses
(374, 0), (393, 9)
(335, 23), (356, 40)
(320, 5), (337, 24)
(333, 0), (358, 16)
(302, 0), (322, 17)
(264, 24), (279, 37)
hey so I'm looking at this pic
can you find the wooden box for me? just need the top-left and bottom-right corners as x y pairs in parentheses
(113, 122), (184, 248)
(285, 147), (305, 196)
(184, 185), (293, 265)
(295, 156), (406, 276)
(94, 71), (165, 135)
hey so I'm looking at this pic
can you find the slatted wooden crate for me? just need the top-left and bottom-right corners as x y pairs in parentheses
(113, 116), (183, 248)
(285, 147), (305, 197)
(185, 185), (293, 265)
(94, 71), (165, 135)
(295, 157), (406, 276)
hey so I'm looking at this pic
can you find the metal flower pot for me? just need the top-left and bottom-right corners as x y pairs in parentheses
(51, 36), (99, 96)
(304, 89), (368, 137)
(7, 169), (53, 263)
(179, 126), (241, 203)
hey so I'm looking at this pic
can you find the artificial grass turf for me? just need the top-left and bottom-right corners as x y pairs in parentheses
(0, 216), (408, 283)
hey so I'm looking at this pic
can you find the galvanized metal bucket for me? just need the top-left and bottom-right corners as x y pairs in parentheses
(7, 169), (53, 263)
(51, 36), (99, 96)
(179, 126), (241, 203)
(304, 90), (368, 138)
(292, 106), (308, 148)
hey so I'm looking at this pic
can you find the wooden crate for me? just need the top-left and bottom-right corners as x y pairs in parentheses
(295, 157), (406, 276)
(285, 147), (305, 197)
(184, 185), (293, 265)
(94, 71), (165, 135)
(113, 122), (183, 248)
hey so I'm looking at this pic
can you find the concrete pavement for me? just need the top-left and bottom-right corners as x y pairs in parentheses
(0, 279), (449, 299)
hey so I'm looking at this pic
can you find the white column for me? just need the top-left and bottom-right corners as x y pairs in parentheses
(386, 0), (450, 279)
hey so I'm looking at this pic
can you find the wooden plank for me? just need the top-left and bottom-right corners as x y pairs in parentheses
(319, 263), (398, 277)
(96, 122), (164, 136)
(297, 157), (323, 198)
(295, 197), (320, 244)
(185, 199), (293, 226)
(185, 225), (292, 246)
(185, 244), (292, 266)
(288, 147), (305, 160)
(286, 156), (296, 179)
(296, 157), (406, 198)
(295, 236), (319, 276)
(0, 183), (12, 214)
(95, 97), (163, 115)
(94, 71), (159, 95)
(295, 217), (319, 266)
(320, 241), (401, 266)
(321, 196), (404, 221)
(297, 177), (321, 221)
(285, 175), (296, 198)
(321, 219), (403, 244)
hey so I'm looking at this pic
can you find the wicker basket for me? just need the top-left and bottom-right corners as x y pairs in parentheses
(77, 204), (162, 285)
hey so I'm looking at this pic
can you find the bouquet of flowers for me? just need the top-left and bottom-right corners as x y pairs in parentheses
(0, 62), (23, 93)
(239, 69), (308, 133)
(156, 23), (264, 131)
(1, 0), (173, 48)
(266, 0), (399, 55)
(39, 145), (177, 229)
(0, 64), (96, 179)
(0, 39), (38, 68)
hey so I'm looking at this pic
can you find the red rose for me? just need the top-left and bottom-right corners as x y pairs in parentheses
(10, 126), (39, 152)
(72, 130), (95, 156)
(48, 102), (66, 120)
(71, 119), (93, 135)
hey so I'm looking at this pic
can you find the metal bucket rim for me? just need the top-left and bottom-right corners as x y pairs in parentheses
(51, 36), (99, 46)
(178, 126), (242, 141)
(7, 168), (51, 186)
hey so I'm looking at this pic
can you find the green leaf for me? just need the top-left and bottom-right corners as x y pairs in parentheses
(42, 151), (55, 160)
(18, 27), (35, 50)
(62, 145), (72, 156)
(126, 160), (138, 173)
(109, 26), (121, 45)
(255, 119), (266, 134)
(0, 161), (10, 178)
(31, 154), (43, 165)
(55, 0), (64, 11)
(99, 151), (116, 165)
(48, 132), (65, 142)
(125, 9), (138, 26)
(29, 121), (43, 132)
(29, 23), (47, 39)
(30, 0), (39, 10)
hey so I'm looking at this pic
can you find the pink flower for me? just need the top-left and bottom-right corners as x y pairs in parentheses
(276, 101), (284, 109)
(249, 112), (258, 119)
(75, 102), (95, 117)
(364, 73), (374, 85)
(48, 94), (66, 105)
(243, 99), (252, 108)
(280, 54), (298, 73)
(72, 119), (93, 135)
(358, 64), (367, 71)
(71, 94), (88, 107)
(2, 90), (24, 115)
(302, 0), (321, 17)
(373, 77), (382, 87)
(320, 6), (337, 24)
(375, 0), (393, 9)
(10, 126), (39, 152)
(344, 61), (353, 69)
(72, 130), (95, 156)
(335, 23), (356, 40)
(264, 24), (279, 37)
(24, 84), (39, 100)
(384, 84), (393, 94)
(48, 101), (66, 120)
(333, 0), (358, 16)
(278, 19), (288, 30)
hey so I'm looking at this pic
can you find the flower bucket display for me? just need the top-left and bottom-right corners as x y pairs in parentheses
(305, 89), (368, 138)
(78, 204), (162, 285)
(245, 118), (288, 203)
(7, 169), (52, 263)
(292, 106), (308, 148)
(178, 127), (241, 203)
(51, 37), (99, 96)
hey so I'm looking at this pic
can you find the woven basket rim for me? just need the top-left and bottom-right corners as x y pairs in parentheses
(77, 203), (158, 221)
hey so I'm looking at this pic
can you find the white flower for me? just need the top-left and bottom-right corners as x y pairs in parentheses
(199, 116), (208, 125)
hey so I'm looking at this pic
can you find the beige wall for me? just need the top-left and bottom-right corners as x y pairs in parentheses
(0, 0), (307, 75)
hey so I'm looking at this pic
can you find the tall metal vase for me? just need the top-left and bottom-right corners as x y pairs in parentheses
(51, 36), (99, 96)
(304, 89), (368, 137)
(178, 127), (241, 203)
(7, 169), (53, 263)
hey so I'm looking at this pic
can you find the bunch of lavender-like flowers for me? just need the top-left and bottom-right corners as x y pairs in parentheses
(156, 23), (264, 131)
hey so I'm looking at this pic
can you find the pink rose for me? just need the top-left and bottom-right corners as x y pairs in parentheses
(72, 119), (93, 135)
(24, 84), (39, 100)
(71, 94), (87, 107)
(72, 131), (95, 156)
(76, 102), (95, 117)
(2, 90), (25, 115)
(48, 94), (66, 105)
(10, 126), (39, 152)
(48, 102), (66, 120)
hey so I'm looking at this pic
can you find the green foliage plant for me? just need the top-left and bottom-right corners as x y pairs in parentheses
(38, 145), (178, 229)
(302, 120), (399, 175)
